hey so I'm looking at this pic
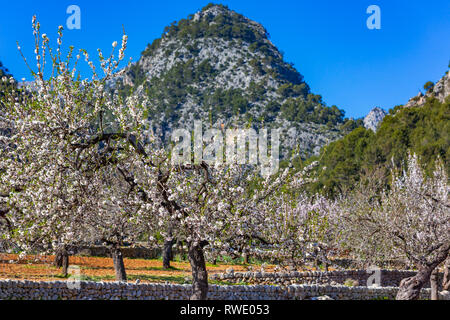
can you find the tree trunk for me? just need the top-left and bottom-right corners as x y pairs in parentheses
(54, 251), (62, 268)
(188, 242), (208, 300)
(430, 268), (439, 300)
(314, 258), (320, 270)
(443, 257), (450, 291)
(163, 238), (174, 269)
(396, 265), (433, 300)
(313, 247), (320, 270)
(396, 243), (450, 300)
(54, 246), (69, 277)
(111, 246), (127, 281)
(62, 253), (69, 277)
(177, 240), (186, 262)
(243, 252), (249, 264)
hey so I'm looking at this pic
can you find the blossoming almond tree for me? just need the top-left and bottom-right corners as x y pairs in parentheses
(0, 18), (289, 297)
(389, 155), (449, 300)
(130, 157), (277, 299)
(93, 126), (321, 299)
(251, 162), (342, 270)
(260, 193), (339, 269)
(338, 154), (449, 300)
(1, 17), (344, 300)
(81, 165), (148, 281)
(0, 17), (145, 279)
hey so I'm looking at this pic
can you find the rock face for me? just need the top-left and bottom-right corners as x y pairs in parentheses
(114, 4), (346, 158)
(363, 107), (386, 132)
(404, 71), (450, 108)
(363, 71), (449, 132)
(433, 71), (450, 102)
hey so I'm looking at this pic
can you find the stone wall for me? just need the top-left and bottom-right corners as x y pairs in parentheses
(210, 269), (444, 289)
(0, 280), (446, 300)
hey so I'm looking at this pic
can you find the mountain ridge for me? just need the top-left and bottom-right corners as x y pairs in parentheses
(404, 71), (450, 108)
(115, 3), (348, 158)
(308, 69), (450, 196)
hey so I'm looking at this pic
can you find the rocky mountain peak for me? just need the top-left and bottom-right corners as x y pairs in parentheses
(195, 3), (229, 19)
(404, 71), (450, 108)
(114, 4), (347, 158)
(363, 107), (387, 132)
(429, 71), (450, 102)
(192, 4), (269, 40)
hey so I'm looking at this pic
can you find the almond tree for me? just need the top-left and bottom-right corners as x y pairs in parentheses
(1, 18), (282, 297)
(443, 258), (450, 291)
(130, 157), (274, 299)
(0, 17), (143, 279)
(250, 162), (342, 270)
(260, 193), (339, 269)
(1, 18), (333, 300)
(81, 165), (147, 281)
(339, 154), (449, 300)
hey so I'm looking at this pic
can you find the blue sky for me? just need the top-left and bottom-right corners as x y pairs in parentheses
(0, 0), (449, 118)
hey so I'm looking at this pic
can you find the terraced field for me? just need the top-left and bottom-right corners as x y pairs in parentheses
(0, 254), (276, 284)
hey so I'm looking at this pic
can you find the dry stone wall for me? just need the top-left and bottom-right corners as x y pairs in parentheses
(210, 270), (443, 289)
(0, 280), (445, 300)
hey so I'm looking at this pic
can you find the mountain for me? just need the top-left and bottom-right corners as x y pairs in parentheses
(0, 61), (16, 98)
(0, 62), (9, 78)
(307, 69), (450, 196)
(404, 71), (450, 108)
(115, 3), (349, 158)
(0, 61), (16, 137)
(363, 107), (386, 132)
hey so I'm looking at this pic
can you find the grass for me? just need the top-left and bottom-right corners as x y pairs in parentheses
(138, 266), (180, 271)
(79, 274), (116, 282)
(127, 274), (188, 284)
(23, 264), (57, 270)
(53, 272), (188, 283)
(48, 273), (252, 285)
(53, 273), (116, 281)
(373, 296), (391, 300)
(344, 278), (359, 287)
(209, 279), (252, 286)
(50, 272), (254, 285)
(78, 265), (181, 271)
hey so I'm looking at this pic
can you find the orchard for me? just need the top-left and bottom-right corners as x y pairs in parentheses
(0, 18), (448, 300)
